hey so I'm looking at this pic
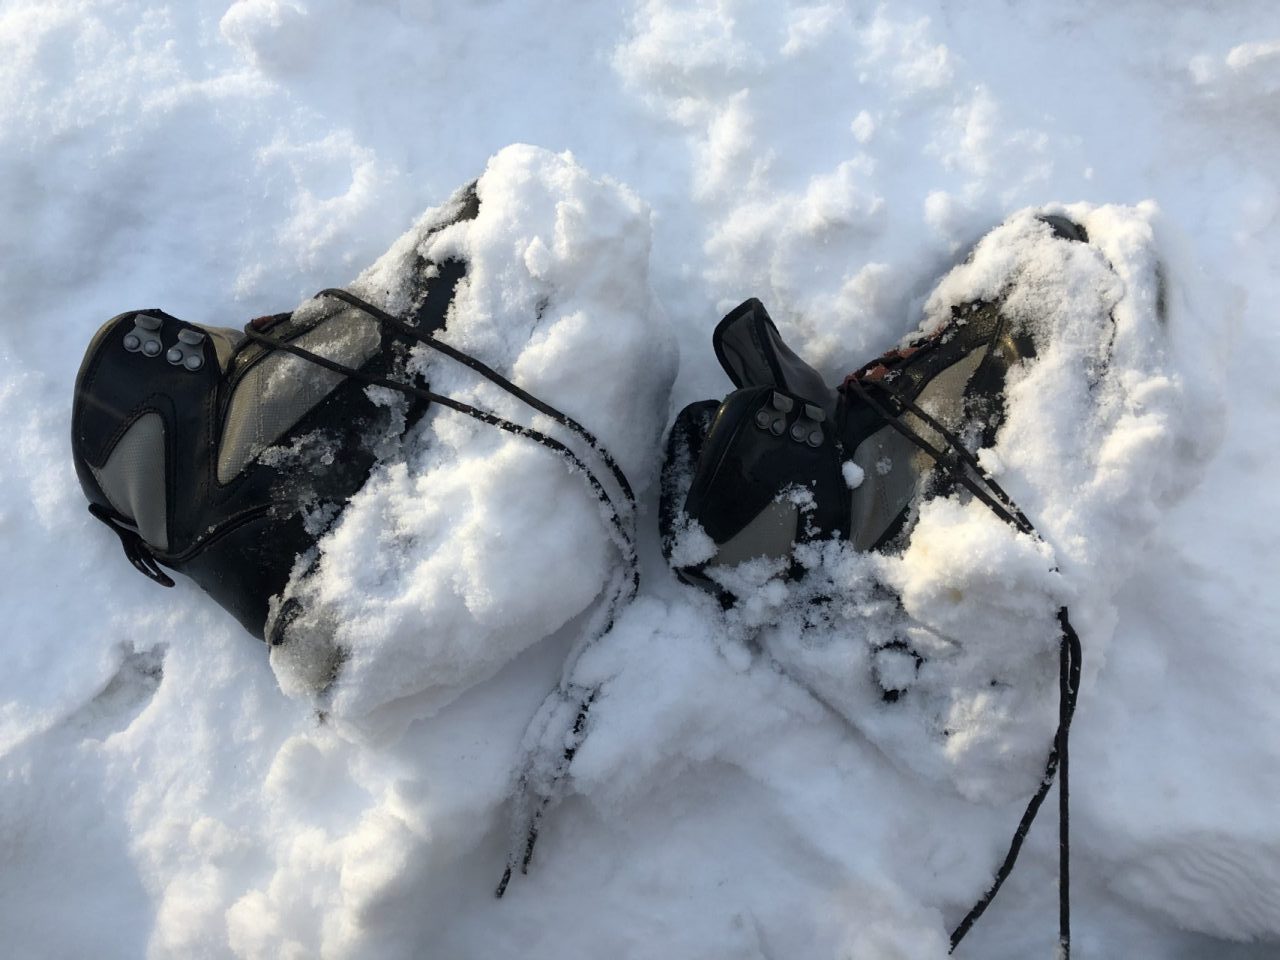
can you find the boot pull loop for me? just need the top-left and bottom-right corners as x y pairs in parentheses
(87, 502), (175, 588)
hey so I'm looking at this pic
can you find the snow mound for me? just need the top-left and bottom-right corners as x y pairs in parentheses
(268, 145), (676, 740)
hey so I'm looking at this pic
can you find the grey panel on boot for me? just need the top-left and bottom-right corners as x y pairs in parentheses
(91, 411), (168, 550)
(217, 309), (381, 483)
(847, 425), (925, 551)
(706, 499), (800, 572)
(847, 348), (985, 549)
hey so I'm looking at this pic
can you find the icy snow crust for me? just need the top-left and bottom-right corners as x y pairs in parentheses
(4, 1), (1280, 959)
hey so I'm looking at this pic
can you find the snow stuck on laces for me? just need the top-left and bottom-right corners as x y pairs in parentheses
(267, 145), (675, 739)
(655, 205), (1215, 807)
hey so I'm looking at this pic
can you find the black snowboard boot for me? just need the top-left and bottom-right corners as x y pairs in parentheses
(659, 215), (1090, 599)
(658, 214), (1091, 955)
(71, 187), (480, 639)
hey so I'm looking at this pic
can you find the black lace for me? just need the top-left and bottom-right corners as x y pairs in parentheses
(844, 376), (1082, 957)
(494, 684), (599, 897)
(244, 291), (639, 572)
(315, 289), (637, 512)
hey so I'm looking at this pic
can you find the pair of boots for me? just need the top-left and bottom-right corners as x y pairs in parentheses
(71, 175), (1087, 637)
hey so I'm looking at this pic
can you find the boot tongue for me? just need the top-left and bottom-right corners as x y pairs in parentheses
(712, 299), (834, 414)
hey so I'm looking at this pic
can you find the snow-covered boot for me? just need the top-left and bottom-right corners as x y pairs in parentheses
(70, 188), (481, 639)
(73, 175), (636, 667)
(660, 214), (1089, 598)
(659, 213), (1090, 954)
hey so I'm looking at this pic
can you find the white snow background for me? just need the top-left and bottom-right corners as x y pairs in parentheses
(2, 2), (1279, 958)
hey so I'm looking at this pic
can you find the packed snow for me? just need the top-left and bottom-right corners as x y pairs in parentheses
(3, 2), (1280, 959)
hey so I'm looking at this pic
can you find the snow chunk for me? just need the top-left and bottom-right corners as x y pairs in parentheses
(268, 146), (676, 739)
(841, 459), (865, 489)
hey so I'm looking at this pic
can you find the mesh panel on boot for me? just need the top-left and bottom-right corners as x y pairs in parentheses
(217, 309), (381, 483)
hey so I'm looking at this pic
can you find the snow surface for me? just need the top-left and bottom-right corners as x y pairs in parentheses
(3, 2), (1280, 959)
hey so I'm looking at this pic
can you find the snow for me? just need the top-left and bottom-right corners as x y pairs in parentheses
(842, 459), (866, 489)
(267, 147), (673, 739)
(3, 1), (1280, 959)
